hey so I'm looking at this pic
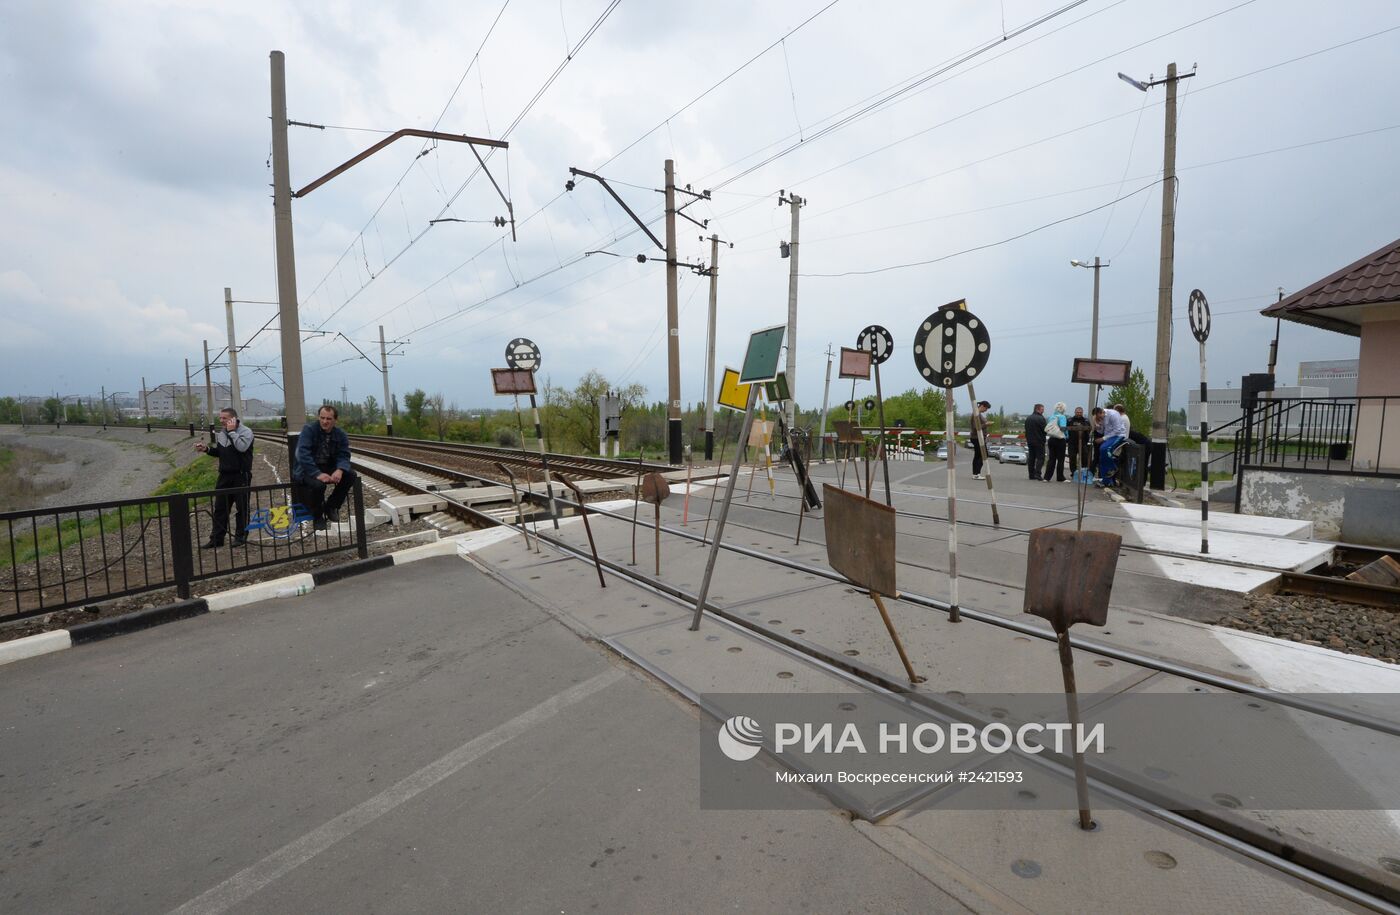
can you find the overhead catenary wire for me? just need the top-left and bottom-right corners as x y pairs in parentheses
(800, 180), (1165, 278)
(296, 0), (515, 319)
(304, 0), (619, 336)
(289, 5), (1398, 390)
(307, 0), (1136, 347)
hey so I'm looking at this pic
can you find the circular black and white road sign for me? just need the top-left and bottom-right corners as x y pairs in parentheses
(912, 303), (991, 389)
(505, 337), (541, 371)
(1188, 289), (1211, 343)
(845, 400), (855, 411)
(856, 325), (894, 365)
(864, 398), (876, 412)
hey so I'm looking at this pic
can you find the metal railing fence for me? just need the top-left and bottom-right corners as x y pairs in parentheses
(0, 479), (366, 620)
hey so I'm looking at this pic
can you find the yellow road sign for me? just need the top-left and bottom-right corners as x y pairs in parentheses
(717, 366), (751, 412)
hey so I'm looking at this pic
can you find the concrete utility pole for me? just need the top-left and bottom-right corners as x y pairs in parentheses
(702, 234), (732, 461)
(780, 191), (803, 430)
(1119, 63), (1193, 488)
(270, 51), (306, 457)
(818, 344), (834, 462)
(1149, 62), (1180, 489)
(224, 287), (242, 415)
(184, 358), (195, 425)
(140, 376), (149, 420)
(1071, 258), (1109, 407)
(379, 325), (395, 436)
(100, 385), (108, 427)
(1266, 286), (1284, 383)
(664, 159), (683, 464)
(566, 161), (705, 465)
(203, 339), (215, 432)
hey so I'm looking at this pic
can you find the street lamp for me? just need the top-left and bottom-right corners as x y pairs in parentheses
(1071, 258), (1109, 408)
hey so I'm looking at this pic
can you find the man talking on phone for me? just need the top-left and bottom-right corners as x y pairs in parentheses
(195, 408), (255, 548)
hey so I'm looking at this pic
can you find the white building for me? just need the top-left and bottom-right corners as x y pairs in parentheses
(144, 382), (233, 419)
(1186, 385), (1329, 436)
(1297, 359), (1358, 398)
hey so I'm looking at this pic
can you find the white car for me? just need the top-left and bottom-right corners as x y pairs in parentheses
(998, 446), (1027, 465)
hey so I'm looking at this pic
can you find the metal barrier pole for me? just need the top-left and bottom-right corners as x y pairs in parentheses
(353, 478), (368, 559)
(561, 477), (606, 588)
(169, 494), (194, 599)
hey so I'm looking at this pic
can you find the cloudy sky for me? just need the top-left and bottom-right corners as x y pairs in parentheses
(2, 0), (1396, 418)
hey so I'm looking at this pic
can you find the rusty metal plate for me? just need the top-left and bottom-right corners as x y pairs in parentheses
(490, 367), (536, 395)
(822, 484), (897, 596)
(839, 346), (872, 380)
(640, 472), (671, 504)
(1023, 528), (1122, 631)
(833, 420), (864, 445)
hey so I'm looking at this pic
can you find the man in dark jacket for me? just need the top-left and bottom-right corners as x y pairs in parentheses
(1023, 403), (1047, 481)
(1066, 406), (1093, 478)
(294, 404), (356, 531)
(195, 408), (255, 548)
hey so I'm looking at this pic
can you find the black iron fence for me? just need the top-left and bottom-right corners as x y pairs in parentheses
(1214, 395), (1400, 478)
(0, 479), (367, 620)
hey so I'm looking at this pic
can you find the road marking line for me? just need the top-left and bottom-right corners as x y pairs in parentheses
(168, 668), (625, 915)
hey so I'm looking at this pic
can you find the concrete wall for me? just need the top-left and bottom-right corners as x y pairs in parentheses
(1354, 318), (1400, 471)
(1241, 468), (1400, 545)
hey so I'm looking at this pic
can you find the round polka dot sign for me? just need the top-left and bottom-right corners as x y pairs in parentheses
(911, 300), (990, 389)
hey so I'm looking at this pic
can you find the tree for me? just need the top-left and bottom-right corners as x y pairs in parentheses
(543, 371), (646, 453)
(878, 387), (946, 430)
(363, 394), (381, 427)
(0, 397), (20, 424)
(429, 393), (448, 441)
(42, 397), (62, 423)
(1107, 367), (1152, 435)
(402, 389), (427, 431)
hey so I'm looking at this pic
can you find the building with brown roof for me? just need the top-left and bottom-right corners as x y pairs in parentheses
(1262, 236), (1400, 474)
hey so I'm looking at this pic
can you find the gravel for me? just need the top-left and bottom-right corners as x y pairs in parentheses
(1219, 592), (1399, 664)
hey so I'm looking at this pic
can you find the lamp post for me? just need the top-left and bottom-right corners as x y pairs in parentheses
(1071, 258), (1108, 408)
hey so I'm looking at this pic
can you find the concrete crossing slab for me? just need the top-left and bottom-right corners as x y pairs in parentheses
(884, 761), (1359, 915)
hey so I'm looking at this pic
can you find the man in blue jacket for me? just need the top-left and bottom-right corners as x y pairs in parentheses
(294, 404), (356, 531)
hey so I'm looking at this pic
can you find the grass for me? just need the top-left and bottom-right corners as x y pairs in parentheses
(1168, 469), (1235, 491)
(0, 454), (222, 568)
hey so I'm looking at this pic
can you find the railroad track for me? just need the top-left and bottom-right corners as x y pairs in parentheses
(345, 433), (674, 479)
(764, 463), (1400, 610)
(263, 431), (1400, 610)
(325, 446), (1400, 911)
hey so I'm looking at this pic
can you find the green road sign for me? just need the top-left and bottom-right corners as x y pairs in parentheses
(739, 324), (786, 384)
(764, 372), (791, 403)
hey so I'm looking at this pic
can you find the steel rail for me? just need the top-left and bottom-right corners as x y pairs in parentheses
(341, 441), (1400, 739)
(801, 463), (1400, 555)
(331, 445), (1400, 908)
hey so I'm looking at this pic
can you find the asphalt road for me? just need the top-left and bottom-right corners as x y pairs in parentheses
(0, 555), (962, 914)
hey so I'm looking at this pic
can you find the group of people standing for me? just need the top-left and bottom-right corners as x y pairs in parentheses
(965, 400), (1135, 488)
(1021, 402), (1133, 485)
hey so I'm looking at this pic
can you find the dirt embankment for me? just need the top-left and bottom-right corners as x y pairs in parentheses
(0, 426), (203, 511)
(0, 425), (301, 510)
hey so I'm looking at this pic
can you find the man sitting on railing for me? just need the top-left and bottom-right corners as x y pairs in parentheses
(1096, 405), (1127, 487)
(293, 404), (357, 532)
(195, 408), (254, 548)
